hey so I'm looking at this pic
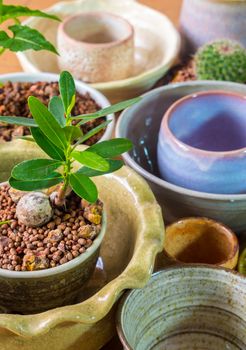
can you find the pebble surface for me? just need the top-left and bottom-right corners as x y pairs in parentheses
(0, 184), (103, 271)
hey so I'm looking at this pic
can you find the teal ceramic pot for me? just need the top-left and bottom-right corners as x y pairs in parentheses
(0, 181), (107, 314)
(157, 90), (246, 194)
(180, 0), (246, 57)
(117, 266), (246, 350)
(116, 81), (246, 233)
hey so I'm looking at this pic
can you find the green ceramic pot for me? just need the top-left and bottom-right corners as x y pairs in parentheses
(0, 188), (106, 314)
(117, 266), (246, 350)
(0, 139), (164, 349)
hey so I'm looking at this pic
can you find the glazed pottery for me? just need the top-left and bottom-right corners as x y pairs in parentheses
(0, 72), (114, 142)
(157, 90), (246, 194)
(57, 12), (134, 83)
(180, 0), (246, 57)
(116, 80), (246, 233)
(0, 185), (106, 314)
(164, 217), (239, 269)
(0, 140), (164, 350)
(16, 0), (180, 102)
(117, 266), (246, 350)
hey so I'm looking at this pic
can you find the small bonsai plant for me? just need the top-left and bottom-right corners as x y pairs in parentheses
(194, 39), (246, 83)
(0, 71), (140, 272)
(0, 0), (59, 55)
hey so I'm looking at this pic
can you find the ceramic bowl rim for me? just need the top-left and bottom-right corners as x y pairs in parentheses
(164, 216), (239, 266)
(116, 264), (246, 350)
(16, 0), (181, 89)
(162, 90), (246, 157)
(58, 11), (134, 48)
(0, 182), (106, 278)
(0, 71), (115, 142)
(116, 80), (246, 200)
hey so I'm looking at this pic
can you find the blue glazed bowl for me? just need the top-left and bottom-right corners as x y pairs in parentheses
(157, 90), (246, 194)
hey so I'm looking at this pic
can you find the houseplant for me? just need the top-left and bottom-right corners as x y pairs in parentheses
(0, 70), (140, 313)
(0, 0), (59, 55)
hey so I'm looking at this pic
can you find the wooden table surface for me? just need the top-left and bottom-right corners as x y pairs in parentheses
(0, 0), (182, 348)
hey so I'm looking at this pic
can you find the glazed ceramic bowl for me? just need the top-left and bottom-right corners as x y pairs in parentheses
(157, 90), (246, 194)
(17, 0), (180, 102)
(0, 72), (114, 143)
(0, 140), (164, 350)
(116, 81), (246, 233)
(0, 185), (106, 314)
(57, 12), (134, 83)
(180, 0), (246, 57)
(164, 217), (239, 269)
(117, 266), (246, 350)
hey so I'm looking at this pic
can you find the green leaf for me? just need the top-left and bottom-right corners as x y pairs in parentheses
(74, 120), (111, 146)
(69, 173), (98, 203)
(48, 96), (66, 127)
(0, 220), (12, 226)
(15, 136), (35, 142)
(72, 97), (141, 121)
(12, 159), (63, 181)
(0, 25), (58, 54)
(77, 159), (124, 177)
(31, 127), (66, 161)
(9, 174), (63, 191)
(59, 71), (76, 115)
(72, 150), (109, 171)
(0, 5), (60, 23)
(28, 96), (67, 150)
(87, 138), (133, 158)
(0, 116), (37, 127)
(64, 126), (83, 143)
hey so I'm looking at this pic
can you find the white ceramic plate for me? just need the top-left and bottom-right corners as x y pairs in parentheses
(0, 72), (114, 142)
(17, 0), (181, 102)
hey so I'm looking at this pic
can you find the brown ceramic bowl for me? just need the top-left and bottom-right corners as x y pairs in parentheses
(163, 217), (239, 269)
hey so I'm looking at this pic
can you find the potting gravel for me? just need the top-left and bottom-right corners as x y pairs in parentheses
(0, 81), (105, 145)
(0, 184), (103, 271)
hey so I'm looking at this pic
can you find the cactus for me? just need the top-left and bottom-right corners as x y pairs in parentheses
(195, 39), (246, 83)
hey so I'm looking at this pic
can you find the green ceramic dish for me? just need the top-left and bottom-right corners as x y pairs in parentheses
(117, 265), (246, 350)
(0, 140), (164, 350)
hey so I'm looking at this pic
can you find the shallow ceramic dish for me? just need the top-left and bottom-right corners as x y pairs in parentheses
(164, 217), (239, 269)
(16, 0), (180, 102)
(117, 265), (246, 350)
(116, 80), (246, 233)
(0, 140), (164, 350)
(157, 90), (246, 194)
(0, 72), (114, 143)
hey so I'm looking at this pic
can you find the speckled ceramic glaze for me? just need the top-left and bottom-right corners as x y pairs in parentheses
(16, 0), (180, 102)
(117, 266), (246, 350)
(116, 81), (246, 233)
(157, 90), (246, 194)
(0, 190), (106, 315)
(57, 12), (134, 83)
(180, 0), (246, 57)
(164, 217), (239, 269)
(0, 140), (164, 350)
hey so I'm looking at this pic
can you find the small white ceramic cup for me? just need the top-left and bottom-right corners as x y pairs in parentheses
(57, 12), (134, 83)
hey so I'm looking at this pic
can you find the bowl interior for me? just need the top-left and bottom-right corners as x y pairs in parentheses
(118, 266), (246, 350)
(118, 81), (246, 186)
(164, 218), (237, 264)
(62, 12), (132, 44)
(165, 91), (246, 152)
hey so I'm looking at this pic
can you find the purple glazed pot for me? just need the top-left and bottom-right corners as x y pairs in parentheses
(157, 90), (246, 194)
(179, 0), (246, 57)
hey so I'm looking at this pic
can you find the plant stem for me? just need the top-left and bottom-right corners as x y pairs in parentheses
(0, 47), (5, 56)
(55, 147), (72, 206)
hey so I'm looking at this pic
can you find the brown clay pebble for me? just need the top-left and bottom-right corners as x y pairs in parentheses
(0, 184), (103, 271)
(0, 81), (105, 145)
